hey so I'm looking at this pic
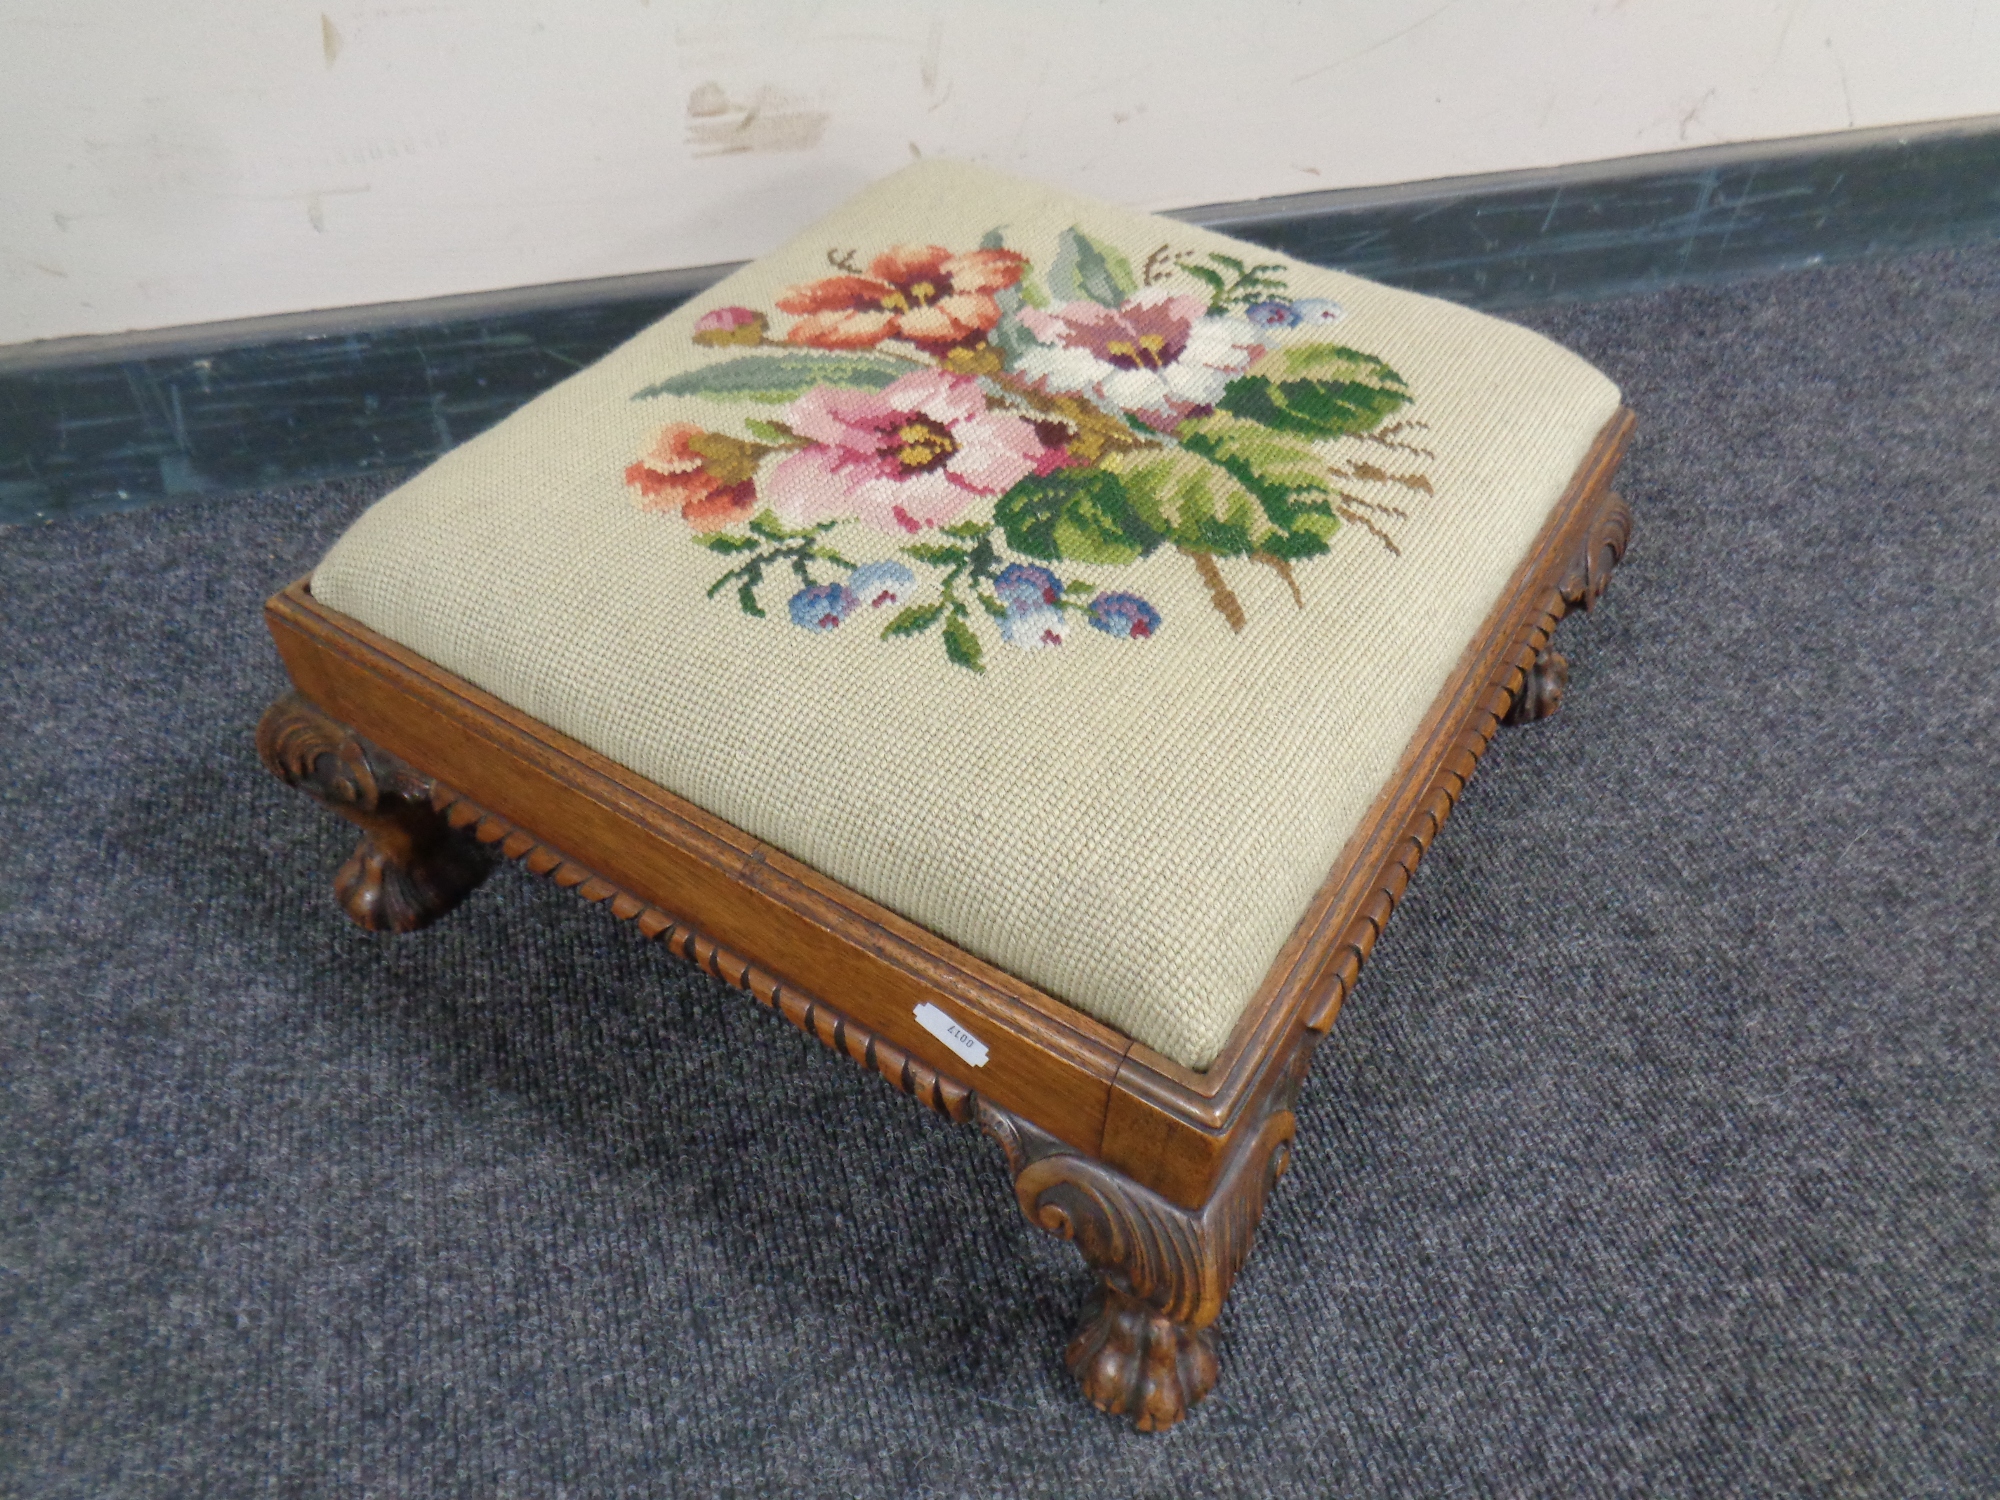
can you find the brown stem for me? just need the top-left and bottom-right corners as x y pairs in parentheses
(1334, 460), (1432, 495)
(1252, 551), (1303, 607)
(1354, 420), (1436, 460)
(1330, 488), (1410, 522)
(1180, 546), (1246, 631)
(1333, 503), (1403, 556)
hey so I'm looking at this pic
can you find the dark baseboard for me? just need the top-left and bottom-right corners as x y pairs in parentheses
(4, 117), (1996, 527)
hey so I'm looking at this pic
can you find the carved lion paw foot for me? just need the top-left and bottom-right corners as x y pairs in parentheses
(333, 830), (490, 932)
(1503, 646), (1570, 725)
(1065, 1283), (1219, 1431)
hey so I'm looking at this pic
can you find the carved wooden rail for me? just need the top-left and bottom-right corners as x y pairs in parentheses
(256, 445), (1633, 1432)
(1301, 490), (1632, 1038)
(256, 688), (1315, 1432)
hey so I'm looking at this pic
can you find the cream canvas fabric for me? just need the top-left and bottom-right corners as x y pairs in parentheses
(313, 160), (1620, 1070)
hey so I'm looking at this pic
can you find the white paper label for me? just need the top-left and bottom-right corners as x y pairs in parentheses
(913, 1003), (989, 1068)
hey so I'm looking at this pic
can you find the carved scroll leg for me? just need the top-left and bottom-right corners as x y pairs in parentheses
(979, 1102), (1297, 1431)
(256, 691), (491, 932)
(1563, 490), (1634, 617)
(1504, 490), (1634, 727)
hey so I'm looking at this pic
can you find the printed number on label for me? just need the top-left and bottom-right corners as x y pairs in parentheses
(913, 1002), (989, 1068)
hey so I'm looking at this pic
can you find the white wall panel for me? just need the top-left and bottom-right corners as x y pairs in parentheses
(2, 0), (1995, 345)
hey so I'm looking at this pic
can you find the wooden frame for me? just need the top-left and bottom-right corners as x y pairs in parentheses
(257, 409), (1634, 1431)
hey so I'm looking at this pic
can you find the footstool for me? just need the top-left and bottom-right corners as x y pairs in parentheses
(257, 160), (1632, 1431)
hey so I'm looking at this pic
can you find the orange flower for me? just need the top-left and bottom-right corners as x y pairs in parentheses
(777, 244), (1026, 352)
(623, 424), (761, 530)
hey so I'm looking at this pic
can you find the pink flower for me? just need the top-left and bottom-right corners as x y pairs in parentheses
(760, 369), (1049, 534)
(692, 306), (768, 347)
(1016, 289), (1265, 431)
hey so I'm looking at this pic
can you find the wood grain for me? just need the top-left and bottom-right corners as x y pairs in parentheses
(431, 778), (978, 1121)
(264, 588), (1129, 1156)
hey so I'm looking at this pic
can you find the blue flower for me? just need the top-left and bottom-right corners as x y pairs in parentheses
(1289, 298), (1345, 326)
(788, 581), (858, 631)
(1087, 592), (1161, 640)
(1244, 300), (1301, 328)
(999, 603), (1069, 650)
(849, 560), (916, 609)
(992, 562), (1062, 610)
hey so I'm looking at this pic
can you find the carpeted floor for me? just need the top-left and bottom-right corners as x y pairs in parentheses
(3, 244), (1996, 1498)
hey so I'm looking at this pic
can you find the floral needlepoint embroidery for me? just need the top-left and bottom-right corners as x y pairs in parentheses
(991, 562), (1062, 610)
(1017, 289), (1265, 432)
(624, 423), (761, 530)
(778, 244), (1028, 353)
(788, 580), (857, 631)
(761, 369), (1048, 533)
(1087, 592), (1161, 639)
(1244, 298), (1346, 330)
(628, 224), (1433, 672)
(849, 560), (916, 610)
(999, 602), (1068, 651)
(693, 306), (769, 347)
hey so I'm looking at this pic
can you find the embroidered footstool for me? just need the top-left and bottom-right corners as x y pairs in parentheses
(258, 160), (1632, 1431)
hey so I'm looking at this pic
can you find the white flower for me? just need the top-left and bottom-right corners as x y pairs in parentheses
(998, 603), (1069, 650)
(1015, 289), (1266, 431)
(1290, 298), (1346, 326)
(848, 560), (916, 609)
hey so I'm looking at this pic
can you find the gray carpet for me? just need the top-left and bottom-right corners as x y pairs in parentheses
(3, 244), (1996, 1498)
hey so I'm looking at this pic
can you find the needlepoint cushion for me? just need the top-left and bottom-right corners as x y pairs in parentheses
(311, 160), (1620, 1071)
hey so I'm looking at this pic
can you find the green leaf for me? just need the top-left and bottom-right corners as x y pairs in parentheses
(992, 468), (1162, 565)
(1180, 263), (1227, 294)
(748, 510), (825, 542)
(743, 417), (799, 444)
(1048, 227), (1138, 308)
(1179, 414), (1334, 530)
(1185, 253), (1290, 311)
(990, 301), (1041, 366)
(1218, 344), (1413, 439)
(976, 591), (1009, 621)
(942, 614), (985, 672)
(1104, 448), (1262, 556)
(1258, 522), (1335, 559)
(1251, 342), (1409, 387)
(694, 532), (763, 554)
(1290, 507), (1343, 541)
(634, 352), (909, 404)
(902, 543), (969, 566)
(1062, 579), (1096, 598)
(736, 582), (765, 617)
(940, 519), (991, 540)
(881, 600), (945, 638)
(1180, 415), (1329, 491)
